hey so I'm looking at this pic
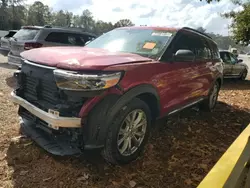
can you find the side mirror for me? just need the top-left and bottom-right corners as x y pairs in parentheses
(238, 59), (243, 63)
(174, 49), (195, 62)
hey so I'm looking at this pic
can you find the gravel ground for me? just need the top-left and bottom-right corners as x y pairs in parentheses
(0, 54), (250, 188)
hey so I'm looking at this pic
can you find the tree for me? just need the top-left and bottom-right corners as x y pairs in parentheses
(27, 1), (51, 26)
(223, 1), (250, 45)
(196, 27), (206, 33)
(114, 19), (134, 28)
(79, 9), (95, 32)
(93, 21), (114, 35)
(53, 10), (72, 27)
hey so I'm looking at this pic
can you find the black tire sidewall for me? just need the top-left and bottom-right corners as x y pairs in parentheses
(208, 82), (219, 110)
(104, 98), (152, 164)
(200, 81), (219, 112)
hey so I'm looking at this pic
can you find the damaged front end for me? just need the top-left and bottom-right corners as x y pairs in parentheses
(11, 60), (122, 156)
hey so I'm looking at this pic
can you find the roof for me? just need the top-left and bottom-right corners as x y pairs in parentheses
(21, 25), (97, 37)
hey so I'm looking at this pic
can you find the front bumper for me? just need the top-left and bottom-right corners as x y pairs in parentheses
(11, 91), (81, 128)
(8, 54), (22, 66)
(20, 119), (82, 156)
(0, 47), (9, 56)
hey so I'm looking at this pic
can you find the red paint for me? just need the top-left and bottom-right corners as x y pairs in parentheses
(21, 47), (152, 71)
(20, 26), (221, 119)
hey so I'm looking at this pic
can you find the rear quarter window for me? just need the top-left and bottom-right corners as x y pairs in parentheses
(4, 31), (17, 38)
(13, 29), (40, 40)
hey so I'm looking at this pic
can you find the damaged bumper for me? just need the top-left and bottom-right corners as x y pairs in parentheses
(20, 119), (82, 156)
(11, 91), (81, 128)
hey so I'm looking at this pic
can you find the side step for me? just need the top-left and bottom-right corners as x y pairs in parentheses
(20, 119), (82, 156)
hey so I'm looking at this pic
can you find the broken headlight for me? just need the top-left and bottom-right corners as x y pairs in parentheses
(53, 69), (122, 91)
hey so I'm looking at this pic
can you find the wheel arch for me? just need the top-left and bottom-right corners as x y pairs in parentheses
(83, 84), (161, 149)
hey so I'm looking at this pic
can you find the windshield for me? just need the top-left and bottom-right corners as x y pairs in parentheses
(13, 28), (40, 40)
(86, 28), (174, 58)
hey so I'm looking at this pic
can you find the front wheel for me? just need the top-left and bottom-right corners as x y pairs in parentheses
(200, 82), (220, 112)
(102, 98), (151, 165)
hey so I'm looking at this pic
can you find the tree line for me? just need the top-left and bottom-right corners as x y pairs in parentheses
(0, 1), (134, 35)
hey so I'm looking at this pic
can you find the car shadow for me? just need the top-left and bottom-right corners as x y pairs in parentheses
(221, 79), (250, 90)
(5, 101), (250, 188)
(0, 62), (18, 70)
(5, 76), (16, 89)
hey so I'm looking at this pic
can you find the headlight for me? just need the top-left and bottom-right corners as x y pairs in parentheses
(53, 69), (122, 91)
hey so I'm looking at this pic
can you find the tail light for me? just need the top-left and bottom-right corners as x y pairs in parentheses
(24, 42), (43, 50)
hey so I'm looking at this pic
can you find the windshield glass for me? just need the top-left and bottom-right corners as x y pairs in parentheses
(86, 28), (174, 58)
(13, 28), (40, 40)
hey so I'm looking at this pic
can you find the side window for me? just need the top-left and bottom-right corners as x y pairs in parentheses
(67, 34), (86, 46)
(171, 32), (212, 62)
(45, 32), (89, 46)
(45, 32), (68, 43)
(220, 52), (232, 64)
(209, 42), (220, 60)
(228, 52), (237, 64)
(171, 32), (196, 55)
(197, 38), (212, 60)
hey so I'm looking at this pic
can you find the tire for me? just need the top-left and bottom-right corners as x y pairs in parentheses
(200, 81), (220, 112)
(102, 98), (151, 165)
(240, 69), (248, 80)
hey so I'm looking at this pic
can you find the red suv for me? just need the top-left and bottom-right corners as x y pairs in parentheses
(11, 26), (223, 164)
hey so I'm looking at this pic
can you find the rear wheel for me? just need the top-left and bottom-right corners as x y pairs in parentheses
(240, 69), (248, 80)
(200, 82), (220, 112)
(102, 98), (151, 164)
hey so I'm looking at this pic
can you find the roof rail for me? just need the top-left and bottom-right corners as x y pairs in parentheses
(44, 25), (52, 28)
(181, 27), (212, 39)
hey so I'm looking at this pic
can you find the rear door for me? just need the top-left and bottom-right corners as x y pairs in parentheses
(9, 27), (40, 56)
(220, 51), (233, 76)
(192, 36), (215, 100)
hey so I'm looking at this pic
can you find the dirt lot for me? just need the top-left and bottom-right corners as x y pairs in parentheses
(0, 55), (250, 188)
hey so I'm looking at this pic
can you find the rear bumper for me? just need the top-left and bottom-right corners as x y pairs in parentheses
(11, 91), (81, 128)
(0, 47), (9, 56)
(8, 54), (22, 66)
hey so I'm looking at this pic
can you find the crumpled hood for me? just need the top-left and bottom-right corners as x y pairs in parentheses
(20, 47), (153, 70)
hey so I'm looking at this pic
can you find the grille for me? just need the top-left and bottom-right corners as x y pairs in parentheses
(23, 75), (59, 105)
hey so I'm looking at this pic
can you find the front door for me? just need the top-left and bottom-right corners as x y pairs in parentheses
(228, 52), (244, 76)
(220, 51), (233, 77)
(159, 31), (204, 114)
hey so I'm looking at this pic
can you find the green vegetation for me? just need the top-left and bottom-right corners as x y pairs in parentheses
(0, 1), (134, 35)
(196, 27), (250, 52)
(202, 0), (250, 46)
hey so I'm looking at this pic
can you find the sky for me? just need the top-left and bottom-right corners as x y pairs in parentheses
(26, 0), (243, 36)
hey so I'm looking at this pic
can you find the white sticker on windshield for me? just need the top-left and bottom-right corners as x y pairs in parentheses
(152, 31), (172, 37)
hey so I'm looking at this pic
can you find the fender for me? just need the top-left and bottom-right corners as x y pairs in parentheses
(84, 84), (160, 149)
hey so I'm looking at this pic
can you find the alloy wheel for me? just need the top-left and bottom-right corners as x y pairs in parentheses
(117, 109), (147, 156)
